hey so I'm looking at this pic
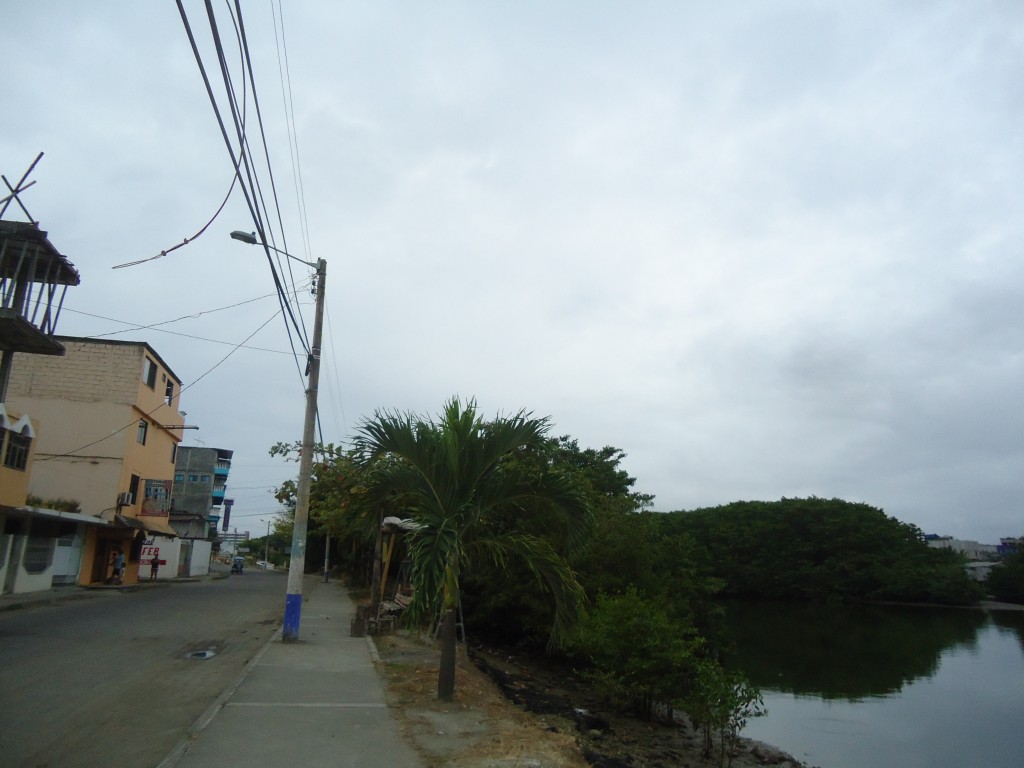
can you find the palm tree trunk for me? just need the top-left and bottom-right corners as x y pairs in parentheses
(437, 607), (457, 701)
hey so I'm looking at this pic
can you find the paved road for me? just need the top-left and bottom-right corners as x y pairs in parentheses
(0, 570), (287, 768)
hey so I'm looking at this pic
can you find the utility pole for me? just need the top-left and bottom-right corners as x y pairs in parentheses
(265, 519), (270, 564)
(230, 230), (325, 642)
(283, 256), (326, 641)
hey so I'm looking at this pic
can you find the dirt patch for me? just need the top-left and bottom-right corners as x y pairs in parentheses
(374, 631), (588, 768)
(373, 632), (813, 768)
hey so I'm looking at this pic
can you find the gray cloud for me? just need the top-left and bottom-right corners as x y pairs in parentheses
(2, 1), (1021, 542)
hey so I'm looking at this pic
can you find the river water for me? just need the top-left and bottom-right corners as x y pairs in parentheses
(722, 602), (1024, 768)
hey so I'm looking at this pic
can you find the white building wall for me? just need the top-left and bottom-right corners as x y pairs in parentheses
(139, 535), (180, 580)
(928, 538), (1000, 561)
(0, 534), (11, 592)
(2, 534), (56, 593)
(189, 539), (212, 576)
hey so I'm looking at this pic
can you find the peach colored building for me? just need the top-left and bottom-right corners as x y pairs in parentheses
(0, 404), (35, 507)
(5, 337), (184, 585)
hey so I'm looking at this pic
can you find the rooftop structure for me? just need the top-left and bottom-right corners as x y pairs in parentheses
(1, 155), (81, 399)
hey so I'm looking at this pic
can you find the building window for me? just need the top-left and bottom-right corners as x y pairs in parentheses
(188, 474), (198, 482)
(23, 537), (55, 574)
(174, 473), (184, 482)
(200, 474), (211, 482)
(171, 443), (177, 464)
(3, 429), (31, 471)
(165, 379), (175, 405)
(129, 474), (140, 501)
(142, 357), (157, 389)
(24, 518), (59, 574)
(57, 522), (76, 547)
(137, 419), (148, 445)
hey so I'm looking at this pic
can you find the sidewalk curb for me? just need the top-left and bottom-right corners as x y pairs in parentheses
(156, 624), (283, 768)
(0, 573), (230, 612)
(366, 634), (382, 662)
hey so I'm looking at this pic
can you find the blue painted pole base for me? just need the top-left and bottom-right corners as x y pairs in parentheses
(283, 592), (302, 641)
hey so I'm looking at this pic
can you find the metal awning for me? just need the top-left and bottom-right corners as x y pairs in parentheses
(1, 505), (110, 527)
(115, 514), (178, 538)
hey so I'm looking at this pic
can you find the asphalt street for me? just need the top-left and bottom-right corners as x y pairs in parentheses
(0, 570), (286, 768)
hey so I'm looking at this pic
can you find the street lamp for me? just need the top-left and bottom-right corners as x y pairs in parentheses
(232, 230), (326, 642)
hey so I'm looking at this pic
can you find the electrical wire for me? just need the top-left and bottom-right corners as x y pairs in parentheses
(215, 0), (308, 354)
(36, 308), (283, 462)
(68, 286), (303, 338)
(66, 307), (296, 354)
(272, 0), (314, 266)
(176, 0), (310, 384)
(322, 302), (348, 438)
(110, 169), (239, 269)
(230, 0), (311, 351)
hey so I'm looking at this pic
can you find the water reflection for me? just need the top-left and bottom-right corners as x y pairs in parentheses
(990, 610), (1024, 652)
(721, 601), (988, 700)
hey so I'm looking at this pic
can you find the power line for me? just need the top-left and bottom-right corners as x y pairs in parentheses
(66, 307), (296, 354)
(37, 309), (283, 462)
(229, 0), (311, 352)
(176, 0), (310, 388)
(67, 283), (305, 339)
(272, 0), (315, 267)
(111, 169), (240, 269)
(214, 0), (310, 360)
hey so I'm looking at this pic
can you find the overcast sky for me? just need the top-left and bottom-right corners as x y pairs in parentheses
(3, 1), (1021, 543)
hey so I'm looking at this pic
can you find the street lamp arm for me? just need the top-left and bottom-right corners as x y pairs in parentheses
(230, 230), (316, 267)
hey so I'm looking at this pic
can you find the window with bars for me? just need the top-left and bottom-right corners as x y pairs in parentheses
(3, 429), (31, 471)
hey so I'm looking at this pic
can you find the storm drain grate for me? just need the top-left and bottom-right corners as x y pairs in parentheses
(186, 649), (217, 660)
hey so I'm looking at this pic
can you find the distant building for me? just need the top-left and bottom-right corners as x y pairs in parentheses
(4, 337), (183, 585)
(171, 445), (232, 542)
(998, 538), (1020, 557)
(925, 537), (999, 562)
(220, 529), (250, 556)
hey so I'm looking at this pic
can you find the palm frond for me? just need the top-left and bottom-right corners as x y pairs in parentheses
(354, 396), (593, 644)
(470, 532), (587, 650)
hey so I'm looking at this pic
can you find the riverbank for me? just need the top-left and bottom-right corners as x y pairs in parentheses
(980, 599), (1024, 611)
(374, 630), (812, 768)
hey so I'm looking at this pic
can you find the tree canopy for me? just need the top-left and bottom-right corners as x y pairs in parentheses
(353, 396), (592, 699)
(656, 497), (983, 605)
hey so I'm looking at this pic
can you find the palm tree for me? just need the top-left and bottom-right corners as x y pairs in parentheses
(354, 396), (591, 700)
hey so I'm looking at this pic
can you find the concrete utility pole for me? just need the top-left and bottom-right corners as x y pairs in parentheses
(231, 230), (326, 642)
(284, 256), (325, 640)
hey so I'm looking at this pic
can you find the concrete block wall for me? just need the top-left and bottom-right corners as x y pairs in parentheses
(7, 341), (142, 405)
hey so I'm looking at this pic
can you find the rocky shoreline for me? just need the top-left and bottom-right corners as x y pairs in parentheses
(466, 643), (812, 768)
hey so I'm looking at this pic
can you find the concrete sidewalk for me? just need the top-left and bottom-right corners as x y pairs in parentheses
(160, 579), (424, 768)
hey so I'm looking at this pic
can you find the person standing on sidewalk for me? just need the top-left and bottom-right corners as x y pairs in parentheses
(149, 551), (160, 581)
(113, 550), (125, 584)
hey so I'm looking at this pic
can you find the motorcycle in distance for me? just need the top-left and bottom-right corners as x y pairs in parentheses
(231, 556), (244, 575)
